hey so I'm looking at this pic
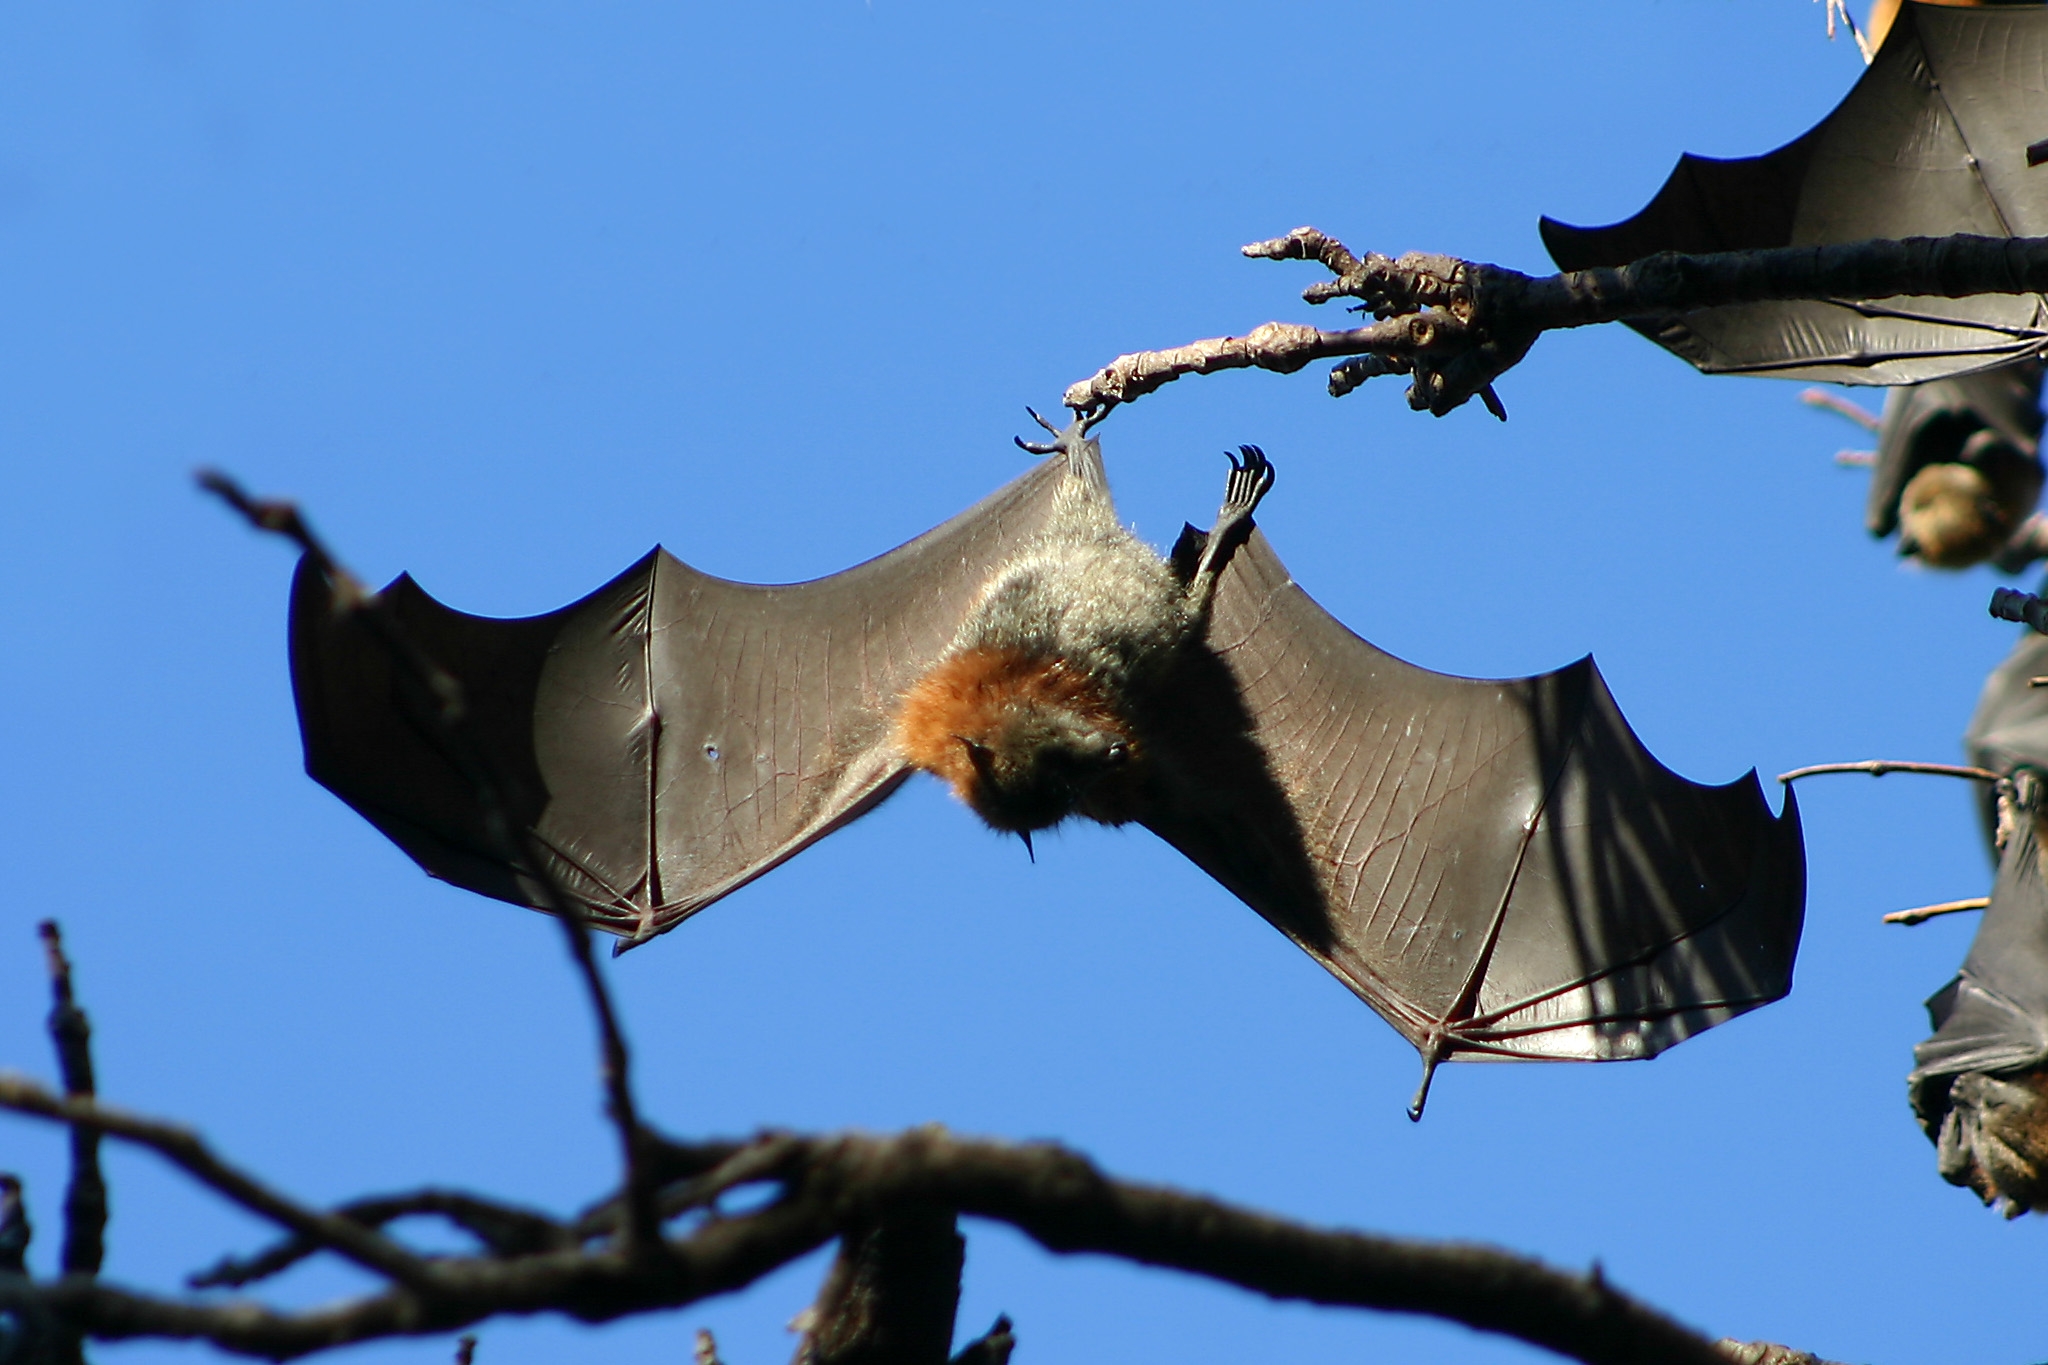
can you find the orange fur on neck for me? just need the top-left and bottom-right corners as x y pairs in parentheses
(894, 648), (1132, 805)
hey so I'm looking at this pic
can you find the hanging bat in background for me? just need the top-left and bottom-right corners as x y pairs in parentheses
(1909, 785), (2048, 1217)
(1797, 622), (2048, 1213)
(1810, 360), (2047, 569)
(289, 418), (1805, 1116)
(1875, 362), (2046, 568)
(1542, 2), (2048, 386)
(1909, 625), (2048, 1213)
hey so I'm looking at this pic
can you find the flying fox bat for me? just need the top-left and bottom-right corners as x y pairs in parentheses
(288, 420), (1805, 1115)
(1821, 623), (2048, 1213)
(1826, 360), (2048, 569)
(1914, 642), (2048, 1217)
(1541, 1), (2048, 386)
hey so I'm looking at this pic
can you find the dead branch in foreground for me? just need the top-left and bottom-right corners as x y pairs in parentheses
(0, 477), (1846, 1365)
(0, 1065), (1827, 1365)
(1064, 228), (2048, 420)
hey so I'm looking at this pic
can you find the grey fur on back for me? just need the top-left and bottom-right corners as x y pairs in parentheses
(951, 452), (1193, 693)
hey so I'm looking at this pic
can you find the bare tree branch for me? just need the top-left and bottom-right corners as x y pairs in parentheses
(190, 1191), (572, 1289)
(1883, 897), (1991, 927)
(1993, 585), (2048, 634)
(38, 923), (103, 1285)
(1777, 760), (2002, 784)
(0, 1105), (1847, 1365)
(0, 1076), (437, 1292)
(1064, 228), (2048, 419)
(790, 1209), (964, 1365)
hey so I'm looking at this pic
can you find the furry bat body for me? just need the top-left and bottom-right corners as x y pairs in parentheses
(290, 424), (1805, 1114)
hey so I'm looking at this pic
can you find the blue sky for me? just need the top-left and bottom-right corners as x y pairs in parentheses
(0, 4), (2036, 1363)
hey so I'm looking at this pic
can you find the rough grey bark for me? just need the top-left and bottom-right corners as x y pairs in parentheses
(789, 1210), (963, 1365)
(1064, 228), (2048, 420)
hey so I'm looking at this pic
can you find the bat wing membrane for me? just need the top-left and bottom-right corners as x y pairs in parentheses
(290, 453), (1074, 941)
(1139, 531), (1805, 1075)
(1540, 5), (2048, 385)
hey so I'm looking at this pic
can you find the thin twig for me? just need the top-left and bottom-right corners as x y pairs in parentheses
(39, 921), (105, 1279)
(1799, 388), (1882, 432)
(198, 471), (661, 1252)
(1883, 897), (1991, 926)
(0, 1074), (437, 1292)
(1777, 760), (2002, 784)
(191, 1189), (572, 1289)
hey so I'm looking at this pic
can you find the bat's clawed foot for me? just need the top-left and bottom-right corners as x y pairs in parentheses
(1179, 446), (1278, 622)
(1014, 405), (1109, 458)
(1214, 445), (1276, 538)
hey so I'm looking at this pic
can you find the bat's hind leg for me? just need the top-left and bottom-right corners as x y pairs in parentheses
(1183, 445), (1276, 625)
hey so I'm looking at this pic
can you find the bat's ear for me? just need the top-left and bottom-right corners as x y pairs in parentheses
(1169, 524), (1208, 584)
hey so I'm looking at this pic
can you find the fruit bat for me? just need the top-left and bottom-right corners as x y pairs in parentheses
(288, 421), (1805, 1115)
(1541, 1), (2048, 386)
(1867, 360), (2046, 569)
(1898, 627), (2048, 1212)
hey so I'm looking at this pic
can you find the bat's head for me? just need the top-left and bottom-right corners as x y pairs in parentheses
(895, 646), (1144, 833)
(1895, 438), (2043, 569)
(1923, 1066), (2048, 1218)
(1897, 461), (2017, 568)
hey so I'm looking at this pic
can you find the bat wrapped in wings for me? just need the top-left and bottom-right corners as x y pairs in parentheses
(1796, 620), (2048, 1212)
(1900, 624), (2048, 1213)
(290, 422), (1805, 1114)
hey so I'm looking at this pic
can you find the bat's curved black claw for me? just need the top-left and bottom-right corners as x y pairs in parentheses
(1015, 406), (1066, 455)
(1219, 445), (1276, 522)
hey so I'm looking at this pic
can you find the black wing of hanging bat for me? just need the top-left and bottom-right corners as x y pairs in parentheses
(291, 433), (1803, 1111)
(1911, 800), (2048, 1097)
(1540, 3), (2048, 386)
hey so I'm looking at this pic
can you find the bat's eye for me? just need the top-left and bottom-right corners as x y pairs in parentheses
(1104, 740), (1129, 765)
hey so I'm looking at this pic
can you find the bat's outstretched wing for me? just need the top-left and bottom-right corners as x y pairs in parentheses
(1540, 4), (2048, 385)
(290, 453), (1078, 942)
(1139, 532), (1805, 1112)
